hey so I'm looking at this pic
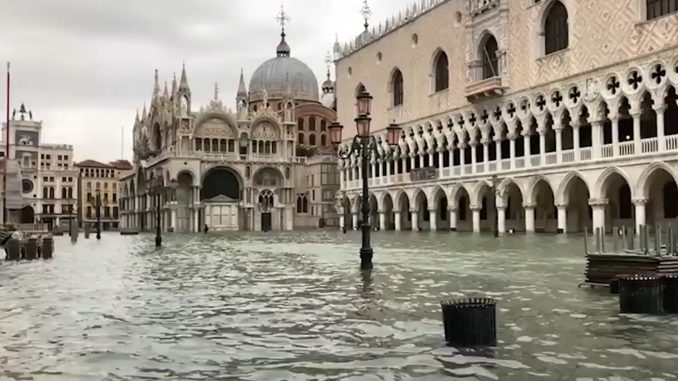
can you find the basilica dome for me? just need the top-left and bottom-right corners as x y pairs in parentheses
(249, 33), (319, 103)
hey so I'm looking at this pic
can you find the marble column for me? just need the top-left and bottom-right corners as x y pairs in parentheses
(654, 104), (667, 152)
(483, 140), (490, 173)
(460, 145), (466, 173)
(497, 206), (506, 234)
(554, 123), (563, 164)
(573, 122), (581, 160)
(352, 212), (359, 230)
(523, 132), (531, 167)
(470, 142), (477, 173)
(610, 115), (619, 156)
(590, 199), (607, 234)
(557, 203), (567, 234)
(411, 209), (419, 231)
(429, 209), (438, 232)
(394, 211), (402, 231)
(449, 207), (458, 232)
(524, 204), (536, 233)
(509, 134), (517, 169)
(631, 109), (641, 155)
(494, 137), (502, 170)
(634, 198), (648, 235)
(591, 121), (604, 159)
(171, 208), (177, 231)
(539, 130), (546, 165)
(472, 206), (481, 233)
(379, 212), (386, 231)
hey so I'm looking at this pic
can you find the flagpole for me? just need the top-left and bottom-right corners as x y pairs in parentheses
(3, 62), (9, 225)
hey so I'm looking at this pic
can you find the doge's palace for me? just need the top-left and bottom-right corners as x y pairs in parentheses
(335, 0), (678, 235)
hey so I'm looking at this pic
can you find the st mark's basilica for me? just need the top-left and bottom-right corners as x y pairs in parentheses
(119, 9), (339, 232)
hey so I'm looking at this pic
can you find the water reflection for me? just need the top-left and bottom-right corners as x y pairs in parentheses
(0, 231), (677, 380)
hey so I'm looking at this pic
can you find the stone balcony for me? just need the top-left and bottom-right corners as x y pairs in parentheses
(342, 134), (678, 191)
(465, 77), (505, 101)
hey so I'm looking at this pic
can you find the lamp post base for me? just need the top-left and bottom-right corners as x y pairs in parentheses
(155, 235), (162, 248)
(360, 247), (374, 270)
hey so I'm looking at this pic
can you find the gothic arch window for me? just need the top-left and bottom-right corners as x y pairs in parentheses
(647, 0), (678, 20)
(49, 187), (55, 199)
(321, 134), (327, 146)
(320, 120), (327, 132)
(309, 116), (316, 131)
(298, 118), (305, 130)
(310, 134), (316, 146)
(391, 68), (404, 106)
(296, 193), (309, 214)
(298, 133), (305, 145)
(481, 35), (499, 79)
(544, 1), (569, 55)
(61, 187), (67, 199)
(68, 188), (73, 199)
(43, 187), (48, 199)
(434, 50), (449, 92)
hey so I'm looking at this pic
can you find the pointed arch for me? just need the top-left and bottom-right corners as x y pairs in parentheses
(543, 1), (569, 55)
(557, 171), (590, 205)
(479, 33), (499, 80)
(594, 167), (633, 200)
(525, 175), (555, 205)
(635, 161), (678, 199)
(432, 49), (449, 92)
(390, 68), (404, 106)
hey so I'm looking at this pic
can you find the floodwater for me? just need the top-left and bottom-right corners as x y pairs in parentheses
(1, 231), (677, 380)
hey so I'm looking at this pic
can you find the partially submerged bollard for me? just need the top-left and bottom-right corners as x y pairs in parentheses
(662, 274), (678, 314)
(441, 298), (497, 347)
(24, 238), (38, 260)
(5, 239), (20, 261)
(619, 274), (663, 314)
(84, 223), (90, 239)
(41, 237), (54, 259)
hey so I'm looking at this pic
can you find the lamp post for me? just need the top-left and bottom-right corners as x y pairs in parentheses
(68, 201), (73, 237)
(147, 177), (163, 247)
(95, 190), (101, 240)
(492, 175), (499, 238)
(329, 90), (402, 270)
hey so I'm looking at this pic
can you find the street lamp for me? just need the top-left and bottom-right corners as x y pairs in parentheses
(492, 175), (499, 238)
(95, 190), (101, 240)
(329, 90), (402, 270)
(147, 176), (163, 248)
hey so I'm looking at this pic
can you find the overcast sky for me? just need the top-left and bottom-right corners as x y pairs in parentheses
(0, 0), (414, 162)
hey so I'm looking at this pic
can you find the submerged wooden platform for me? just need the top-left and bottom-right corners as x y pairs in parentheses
(585, 253), (678, 285)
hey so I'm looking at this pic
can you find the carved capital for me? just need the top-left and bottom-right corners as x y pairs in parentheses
(523, 202), (537, 209)
(633, 198), (649, 206)
(588, 198), (609, 207)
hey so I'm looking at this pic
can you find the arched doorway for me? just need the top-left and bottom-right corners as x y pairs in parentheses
(643, 166), (678, 226)
(453, 186), (472, 232)
(368, 194), (379, 230)
(413, 190), (428, 231)
(175, 171), (195, 232)
(397, 192), (411, 231)
(253, 167), (284, 231)
(560, 174), (591, 233)
(432, 188), (449, 231)
(382, 194), (394, 231)
(21, 206), (35, 224)
(503, 182), (525, 232)
(532, 179), (557, 233)
(601, 171), (633, 233)
(201, 167), (242, 231)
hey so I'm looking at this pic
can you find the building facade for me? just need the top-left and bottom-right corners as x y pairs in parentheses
(76, 159), (133, 230)
(335, 0), (678, 235)
(120, 19), (339, 232)
(1, 105), (78, 229)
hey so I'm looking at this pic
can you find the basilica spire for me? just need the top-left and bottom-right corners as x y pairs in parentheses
(163, 81), (169, 98)
(276, 4), (291, 57)
(153, 69), (160, 97)
(171, 72), (177, 96)
(179, 61), (190, 91)
(237, 69), (247, 98)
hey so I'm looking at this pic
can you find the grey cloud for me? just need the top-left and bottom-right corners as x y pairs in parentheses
(0, 0), (414, 161)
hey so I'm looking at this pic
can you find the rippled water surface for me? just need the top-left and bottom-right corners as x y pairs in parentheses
(1, 231), (678, 380)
